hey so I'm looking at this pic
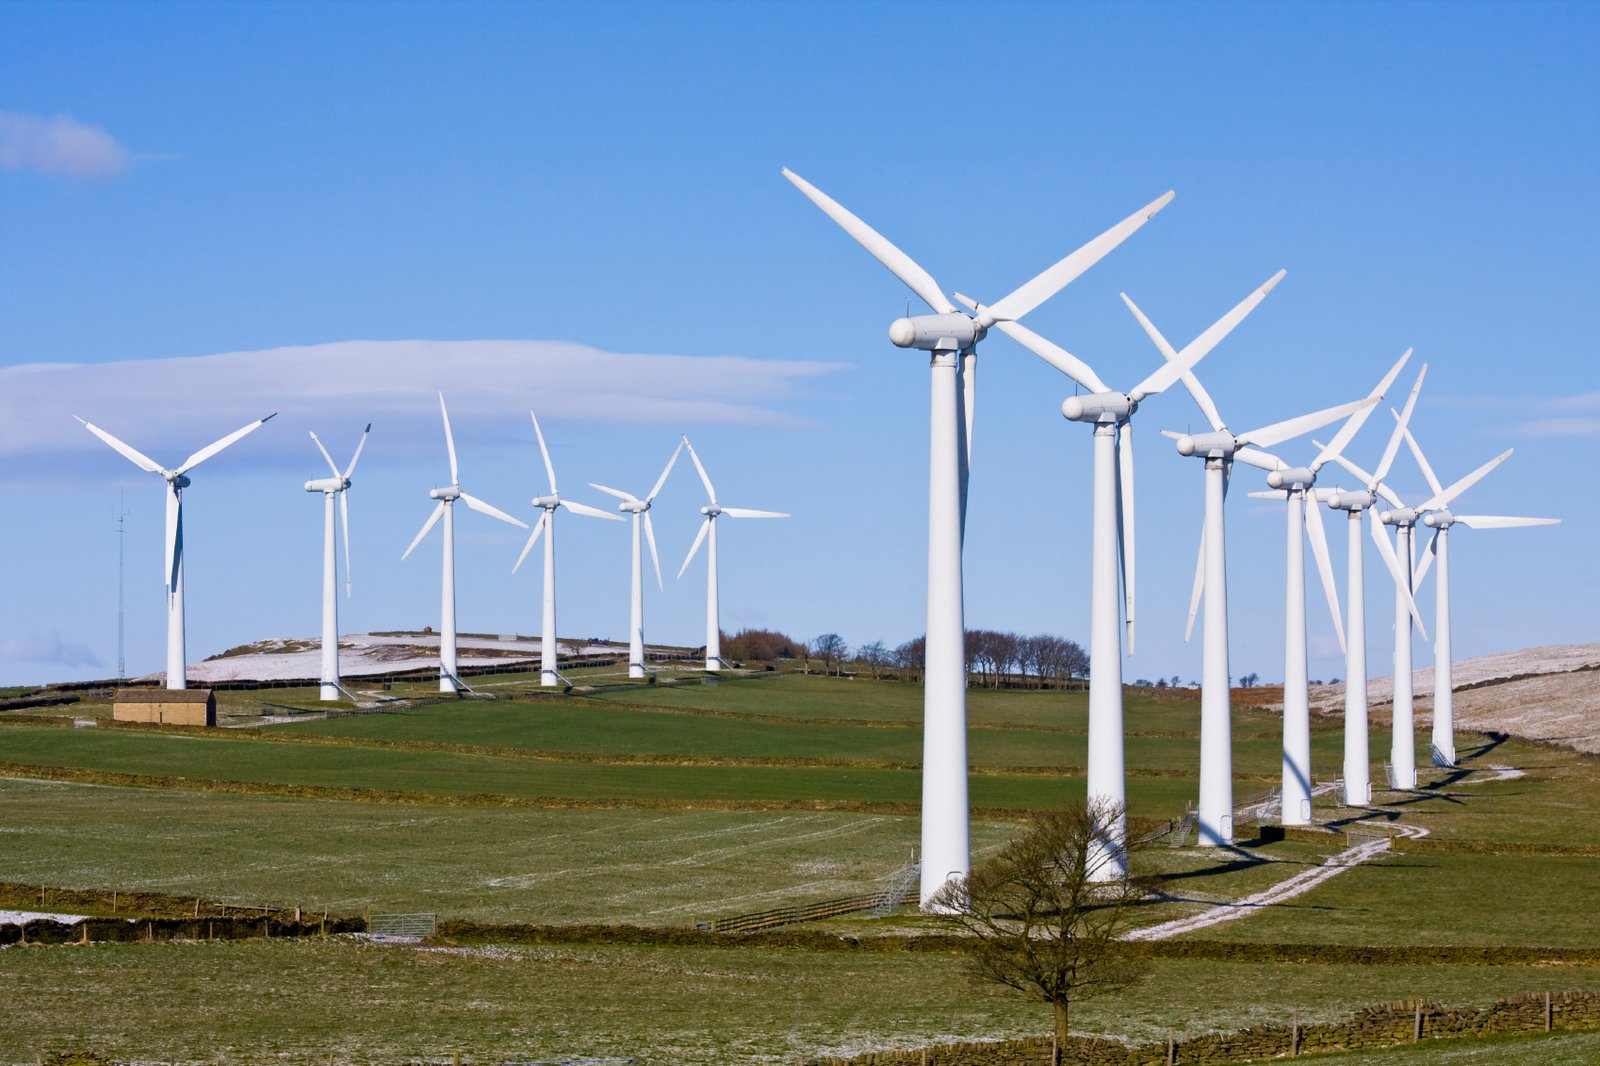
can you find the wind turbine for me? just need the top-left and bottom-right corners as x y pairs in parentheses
(304, 423), (370, 701)
(1402, 429), (1556, 766)
(512, 411), (624, 688)
(1123, 293), (1375, 846)
(677, 437), (790, 673)
(591, 441), (684, 680)
(402, 394), (528, 694)
(958, 269), (1286, 878)
(783, 166), (1173, 907)
(77, 412), (277, 690)
(1311, 365), (1432, 805)
(1324, 426), (1509, 785)
(1243, 351), (1410, 824)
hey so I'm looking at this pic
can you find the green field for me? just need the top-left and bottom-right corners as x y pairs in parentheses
(2, 669), (1596, 1064)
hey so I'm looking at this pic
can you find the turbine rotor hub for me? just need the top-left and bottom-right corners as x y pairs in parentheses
(166, 472), (192, 489)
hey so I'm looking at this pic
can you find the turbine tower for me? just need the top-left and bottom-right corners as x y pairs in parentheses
(1402, 429), (1554, 766)
(591, 441), (684, 680)
(1243, 351), (1410, 824)
(1313, 365), (1431, 805)
(1123, 293), (1374, 846)
(77, 412), (277, 690)
(958, 270), (1286, 878)
(678, 437), (790, 672)
(1327, 434), (1508, 785)
(783, 166), (1173, 907)
(402, 394), (527, 694)
(304, 424), (370, 701)
(512, 411), (624, 688)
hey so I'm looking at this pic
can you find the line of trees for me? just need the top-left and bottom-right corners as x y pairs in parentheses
(718, 627), (1087, 688)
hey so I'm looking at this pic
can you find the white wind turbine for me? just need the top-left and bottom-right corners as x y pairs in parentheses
(678, 437), (790, 672)
(304, 424), (370, 701)
(1243, 351), (1411, 824)
(784, 166), (1173, 907)
(402, 394), (528, 694)
(591, 441), (685, 680)
(1123, 294), (1375, 846)
(1325, 430), (1509, 785)
(512, 411), (625, 688)
(958, 269), (1286, 879)
(1402, 429), (1557, 766)
(77, 412), (277, 690)
(1310, 365), (1432, 805)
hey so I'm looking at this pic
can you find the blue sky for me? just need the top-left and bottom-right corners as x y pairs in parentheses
(1, 0), (1595, 687)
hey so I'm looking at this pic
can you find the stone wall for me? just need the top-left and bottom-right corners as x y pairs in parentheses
(806, 991), (1600, 1065)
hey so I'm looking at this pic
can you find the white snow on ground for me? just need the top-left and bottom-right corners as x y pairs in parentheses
(1, 910), (86, 926)
(171, 632), (640, 685)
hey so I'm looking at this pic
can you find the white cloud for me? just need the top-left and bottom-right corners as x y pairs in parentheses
(0, 338), (843, 478)
(0, 111), (130, 179)
(0, 633), (103, 668)
(1510, 417), (1600, 438)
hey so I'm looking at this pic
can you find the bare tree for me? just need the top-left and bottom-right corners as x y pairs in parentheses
(894, 635), (926, 682)
(811, 633), (849, 676)
(856, 640), (888, 680)
(928, 800), (1153, 1064)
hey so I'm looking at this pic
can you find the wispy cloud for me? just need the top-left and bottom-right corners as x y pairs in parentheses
(0, 111), (129, 179)
(1509, 418), (1600, 439)
(0, 338), (843, 479)
(0, 633), (103, 668)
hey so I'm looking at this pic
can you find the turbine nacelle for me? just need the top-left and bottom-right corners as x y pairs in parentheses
(1326, 489), (1376, 511)
(619, 499), (650, 514)
(165, 472), (192, 489)
(1380, 507), (1420, 526)
(1061, 393), (1135, 424)
(888, 312), (984, 352)
(531, 494), (561, 509)
(1266, 466), (1318, 491)
(304, 476), (348, 494)
(1422, 510), (1457, 529)
(1176, 431), (1238, 459)
(700, 504), (722, 517)
(430, 486), (462, 502)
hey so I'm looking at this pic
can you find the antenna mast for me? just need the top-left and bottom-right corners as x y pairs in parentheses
(116, 487), (127, 680)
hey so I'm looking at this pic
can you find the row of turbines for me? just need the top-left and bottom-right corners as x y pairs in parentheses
(75, 400), (788, 699)
(779, 169), (1558, 904)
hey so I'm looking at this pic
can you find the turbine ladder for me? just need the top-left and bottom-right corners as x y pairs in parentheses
(873, 852), (921, 917)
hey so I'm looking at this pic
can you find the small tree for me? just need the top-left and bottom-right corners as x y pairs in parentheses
(811, 633), (849, 676)
(894, 635), (926, 682)
(928, 801), (1153, 1064)
(857, 640), (888, 680)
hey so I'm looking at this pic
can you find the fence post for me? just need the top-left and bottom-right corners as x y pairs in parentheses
(1166, 1030), (1176, 1065)
(1291, 1011), (1299, 1057)
(1545, 991), (1553, 1032)
(1413, 1003), (1422, 1042)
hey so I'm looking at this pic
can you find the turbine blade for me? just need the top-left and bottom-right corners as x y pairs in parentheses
(529, 411), (558, 495)
(1120, 292), (1227, 433)
(1129, 269), (1286, 402)
(1401, 425), (1445, 498)
(461, 492), (529, 528)
(1454, 515), (1560, 529)
(1414, 526), (1438, 588)
(1238, 396), (1375, 450)
(564, 499), (626, 521)
(982, 190), (1176, 324)
(176, 413), (276, 474)
(439, 393), (459, 486)
(647, 439), (684, 503)
(402, 502), (446, 560)
(1304, 493), (1345, 656)
(1234, 446), (1286, 472)
(781, 167), (955, 314)
(1310, 349), (1411, 473)
(983, 316), (1110, 393)
(589, 483), (637, 504)
(340, 489), (352, 598)
(513, 511), (548, 574)
(1419, 448), (1513, 512)
(683, 436), (716, 502)
(309, 431), (341, 478)
(1185, 520), (1205, 644)
(1374, 364), (1428, 484)
(1248, 489), (1290, 499)
(1319, 448), (1402, 507)
(77, 417), (164, 474)
(1369, 512), (1429, 640)
(165, 485), (182, 590)
(720, 507), (790, 519)
(343, 423), (371, 480)
(643, 512), (663, 592)
(1118, 423), (1136, 654)
(678, 517), (711, 580)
